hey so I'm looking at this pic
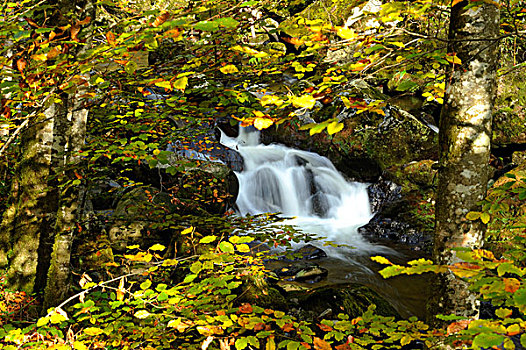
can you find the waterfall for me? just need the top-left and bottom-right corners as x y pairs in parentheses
(221, 127), (387, 256)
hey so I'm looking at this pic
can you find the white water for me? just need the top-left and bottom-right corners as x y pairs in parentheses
(221, 127), (391, 258)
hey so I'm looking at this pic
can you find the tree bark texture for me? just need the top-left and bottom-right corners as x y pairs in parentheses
(0, 0), (93, 300)
(430, 0), (500, 322)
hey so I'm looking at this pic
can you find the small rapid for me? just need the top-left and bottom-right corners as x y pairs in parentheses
(220, 126), (429, 318)
(220, 127), (391, 258)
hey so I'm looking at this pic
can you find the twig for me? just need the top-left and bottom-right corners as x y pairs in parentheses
(0, 118), (29, 156)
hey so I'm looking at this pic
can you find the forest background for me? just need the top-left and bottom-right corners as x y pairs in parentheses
(0, 0), (526, 349)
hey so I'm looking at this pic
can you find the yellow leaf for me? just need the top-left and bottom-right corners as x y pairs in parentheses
(254, 118), (273, 130)
(290, 95), (316, 109)
(446, 54), (462, 65)
(181, 227), (194, 235)
(236, 244), (251, 253)
(84, 327), (104, 336)
(117, 280), (125, 301)
(73, 341), (88, 350)
(32, 53), (48, 61)
(480, 212), (490, 224)
(252, 110), (265, 117)
(337, 26), (355, 40)
(266, 337), (276, 350)
(134, 310), (151, 319)
(220, 64), (239, 74)
(341, 96), (352, 108)
(173, 77), (188, 91)
(149, 243), (165, 251)
(327, 121), (344, 135)
(371, 256), (393, 265)
(466, 211), (481, 221)
(260, 95), (284, 107)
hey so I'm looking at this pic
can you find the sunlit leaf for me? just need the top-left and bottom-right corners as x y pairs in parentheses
(327, 121), (344, 135)
(254, 118), (273, 130)
(290, 95), (316, 109)
(220, 64), (239, 74)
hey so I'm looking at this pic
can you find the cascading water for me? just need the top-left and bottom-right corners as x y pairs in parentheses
(220, 127), (390, 258)
(221, 126), (428, 318)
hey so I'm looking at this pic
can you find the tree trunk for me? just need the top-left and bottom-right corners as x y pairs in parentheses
(430, 0), (500, 322)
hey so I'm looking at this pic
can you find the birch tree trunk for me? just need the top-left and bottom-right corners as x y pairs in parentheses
(430, 0), (500, 321)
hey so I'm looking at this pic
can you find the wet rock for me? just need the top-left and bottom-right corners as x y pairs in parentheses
(273, 262), (328, 283)
(287, 283), (399, 321)
(294, 265), (328, 282)
(294, 244), (328, 260)
(367, 178), (402, 214)
(359, 216), (430, 248)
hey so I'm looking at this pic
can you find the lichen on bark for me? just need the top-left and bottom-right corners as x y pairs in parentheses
(430, 0), (500, 323)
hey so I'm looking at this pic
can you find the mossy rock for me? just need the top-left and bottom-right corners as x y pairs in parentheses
(108, 187), (176, 251)
(288, 283), (399, 321)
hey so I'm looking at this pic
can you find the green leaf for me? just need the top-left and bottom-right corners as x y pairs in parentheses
(495, 308), (512, 318)
(235, 337), (249, 350)
(472, 333), (504, 349)
(194, 21), (219, 31)
(199, 235), (217, 244)
(309, 123), (326, 136)
(140, 280), (152, 290)
(215, 17), (239, 28)
(190, 261), (202, 274)
(124, 60), (137, 75)
(396, 80), (419, 92)
(219, 241), (235, 253)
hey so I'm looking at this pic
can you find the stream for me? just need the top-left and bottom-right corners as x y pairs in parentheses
(221, 127), (430, 319)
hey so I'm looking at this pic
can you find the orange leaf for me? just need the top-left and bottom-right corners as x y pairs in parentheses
(153, 12), (170, 27)
(74, 171), (82, 180)
(106, 31), (116, 46)
(281, 36), (304, 46)
(318, 323), (333, 332)
(16, 59), (26, 73)
(313, 337), (332, 350)
(504, 278), (520, 293)
(451, 0), (463, 6)
(47, 46), (61, 60)
(71, 25), (80, 40)
(239, 303), (253, 313)
(76, 16), (91, 26)
(447, 320), (470, 335)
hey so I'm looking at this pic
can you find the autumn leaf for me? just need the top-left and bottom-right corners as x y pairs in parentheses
(254, 117), (273, 130)
(220, 64), (239, 74)
(504, 278), (520, 293)
(337, 27), (355, 40)
(313, 337), (332, 350)
(106, 31), (116, 46)
(173, 77), (188, 91)
(290, 95), (316, 109)
(17, 58), (27, 73)
(447, 320), (470, 335)
(239, 303), (253, 313)
(153, 12), (170, 27)
(327, 121), (344, 135)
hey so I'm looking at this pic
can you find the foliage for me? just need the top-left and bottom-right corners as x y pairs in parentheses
(1, 0), (526, 349)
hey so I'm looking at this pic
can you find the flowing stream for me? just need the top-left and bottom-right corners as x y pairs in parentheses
(220, 127), (428, 318)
